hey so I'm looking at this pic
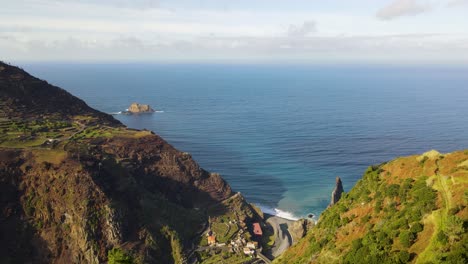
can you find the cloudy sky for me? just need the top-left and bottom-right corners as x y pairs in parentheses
(1, 0), (468, 63)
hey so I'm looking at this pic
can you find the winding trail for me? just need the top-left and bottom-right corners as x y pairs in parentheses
(416, 158), (452, 264)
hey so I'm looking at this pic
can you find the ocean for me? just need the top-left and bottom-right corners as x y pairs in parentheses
(22, 63), (468, 219)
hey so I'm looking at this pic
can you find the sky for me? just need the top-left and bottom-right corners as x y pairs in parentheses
(1, 0), (468, 63)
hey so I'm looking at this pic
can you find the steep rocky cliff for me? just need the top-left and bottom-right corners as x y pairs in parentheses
(0, 62), (239, 263)
(275, 150), (468, 264)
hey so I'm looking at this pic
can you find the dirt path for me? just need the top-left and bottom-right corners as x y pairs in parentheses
(435, 159), (451, 218)
(416, 158), (451, 263)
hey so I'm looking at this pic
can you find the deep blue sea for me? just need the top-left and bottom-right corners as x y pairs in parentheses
(21, 63), (468, 219)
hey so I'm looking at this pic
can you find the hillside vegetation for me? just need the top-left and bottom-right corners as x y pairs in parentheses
(275, 150), (468, 264)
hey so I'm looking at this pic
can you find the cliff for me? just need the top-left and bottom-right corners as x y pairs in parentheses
(0, 62), (248, 263)
(274, 150), (468, 264)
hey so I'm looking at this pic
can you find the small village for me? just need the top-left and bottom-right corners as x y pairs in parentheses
(195, 208), (272, 263)
(198, 219), (270, 263)
(205, 219), (262, 255)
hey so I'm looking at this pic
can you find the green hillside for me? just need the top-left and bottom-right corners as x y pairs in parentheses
(275, 150), (468, 264)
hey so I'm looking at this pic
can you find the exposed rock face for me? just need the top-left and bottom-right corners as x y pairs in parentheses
(330, 176), (344, 206)
(127, 103), (154, 114)
(289, 219), (315, 244)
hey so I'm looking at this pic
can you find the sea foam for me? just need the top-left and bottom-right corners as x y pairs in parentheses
(257, 204), (299, 221)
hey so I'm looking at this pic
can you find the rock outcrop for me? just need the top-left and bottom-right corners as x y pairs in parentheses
(330, 176), (344, 206)
(127, 103), (155, 114)
(289, 219), (315, 245)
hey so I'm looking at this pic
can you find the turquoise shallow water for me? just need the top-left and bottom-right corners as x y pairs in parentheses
(22, 63), (468, 219)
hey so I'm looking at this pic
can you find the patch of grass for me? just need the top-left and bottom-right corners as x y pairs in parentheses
(0, 134), (47, 148)
(197, 250), (251, 264)
(33, 149), (67, 165)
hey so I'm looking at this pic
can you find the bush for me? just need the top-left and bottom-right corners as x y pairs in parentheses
(361, 215), (371, 224)
(385, 184), (400, 198)
(108, 248), (134, 264)
(374, 199), (382, 213)
(445, 215), (464, 238)
(397, 250), (411, 263)
(400, 231), (415, 248)
(410, 222), (424, 233)
(436, 231), (448, 245)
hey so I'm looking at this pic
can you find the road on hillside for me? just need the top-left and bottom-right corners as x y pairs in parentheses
(266, 216), (293, 258)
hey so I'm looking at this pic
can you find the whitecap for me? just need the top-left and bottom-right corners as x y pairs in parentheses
(257, 204), (299, 221)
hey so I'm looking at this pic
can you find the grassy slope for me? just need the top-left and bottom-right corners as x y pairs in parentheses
(274, 150), (468, 264)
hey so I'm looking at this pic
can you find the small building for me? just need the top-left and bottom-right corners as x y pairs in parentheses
(246, 241), (257, 250)
(243, 247), (254, 255)
(207, 235), (216, 245)
(252, 223), (263, 237)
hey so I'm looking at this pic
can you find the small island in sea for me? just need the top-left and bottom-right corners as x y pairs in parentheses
(124, 102), (155, 114)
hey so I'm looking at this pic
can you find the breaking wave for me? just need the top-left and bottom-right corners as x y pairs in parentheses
(257, 204), (299, 221)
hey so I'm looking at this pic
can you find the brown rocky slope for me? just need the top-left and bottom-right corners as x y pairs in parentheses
(0, 62), (239, 263)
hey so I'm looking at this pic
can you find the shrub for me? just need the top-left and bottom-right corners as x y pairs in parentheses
(108, 248), (134, 264)
(400, 231), (415, 248)
(397, 250), (411, 263)
(445, 215), (464, 238)
(374, 199), (382, 213)
(361, 215), (371, 224)
(341, 217), (351, 225)
(410, 222), (424, 233)
(436, 231), (448, 245)
(385, 184), (400, 198)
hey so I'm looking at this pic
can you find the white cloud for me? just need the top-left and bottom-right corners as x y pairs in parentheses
(287, 21), (317, 37)
(446, 0), (468, 6)
(2, 31), (467, 63)
(377, 0), (431, 20)
(28, 0), (160, 9)
(1, 0), (467, 62)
